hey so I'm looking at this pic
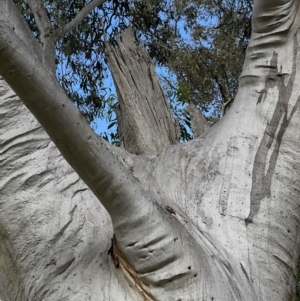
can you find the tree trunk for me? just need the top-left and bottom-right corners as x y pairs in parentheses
(0, 0), (300, 300)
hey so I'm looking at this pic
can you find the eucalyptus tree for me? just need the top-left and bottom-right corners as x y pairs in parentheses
(1, 1), (300, 301)
(12, 0), (254, 138)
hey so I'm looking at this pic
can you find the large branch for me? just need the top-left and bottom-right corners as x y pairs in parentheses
(240, 0), (300, 87)
(0, 20), (146, 225)
(106, 29), (180, 155)
(1, 0), (43, 62)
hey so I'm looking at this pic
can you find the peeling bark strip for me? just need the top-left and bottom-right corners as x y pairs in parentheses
(246, 33), (300, 225)
(109, 236), (154, 301)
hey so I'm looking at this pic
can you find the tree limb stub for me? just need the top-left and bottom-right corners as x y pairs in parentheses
(184, 104), (210, 138)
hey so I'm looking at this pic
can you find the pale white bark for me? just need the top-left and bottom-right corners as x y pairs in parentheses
(27, 0), (55, 70)
(0, 0), (300, 300)
(0, 77), (123, 301)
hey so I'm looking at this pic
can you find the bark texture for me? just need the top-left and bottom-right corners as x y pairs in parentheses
(105, 28), (180, 155)
(0, 0), (300, 300)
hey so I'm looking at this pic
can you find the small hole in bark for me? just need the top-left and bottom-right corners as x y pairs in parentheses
(194, 273), (197, 277)
(188, 266), (191, 270)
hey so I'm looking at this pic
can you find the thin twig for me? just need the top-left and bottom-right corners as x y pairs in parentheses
(54, 0), (108, 39)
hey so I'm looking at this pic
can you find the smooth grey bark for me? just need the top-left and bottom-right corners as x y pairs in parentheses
(0, 0), (300, 300)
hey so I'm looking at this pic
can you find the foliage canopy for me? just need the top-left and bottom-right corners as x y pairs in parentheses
(15, 0), (252, 140)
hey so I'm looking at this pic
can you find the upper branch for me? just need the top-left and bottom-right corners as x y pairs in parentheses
(0, 20), (137, 220)
(27, 0), (56, 71)
(54, 0), (107, 39)
(252, 0), (299, 35)
(240, 0), (300, 85)
(105, 29), (180, 155)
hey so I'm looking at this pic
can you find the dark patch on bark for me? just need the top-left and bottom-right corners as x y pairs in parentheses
(240, 263), (249, 281)
(246, 34), (300, 225)
(163, 205), (176, 215)
(71, 188), (88, 199)
(108, 235), (119, 268)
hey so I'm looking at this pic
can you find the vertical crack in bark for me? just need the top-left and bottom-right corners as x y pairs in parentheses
(246, 33), (300, 225)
